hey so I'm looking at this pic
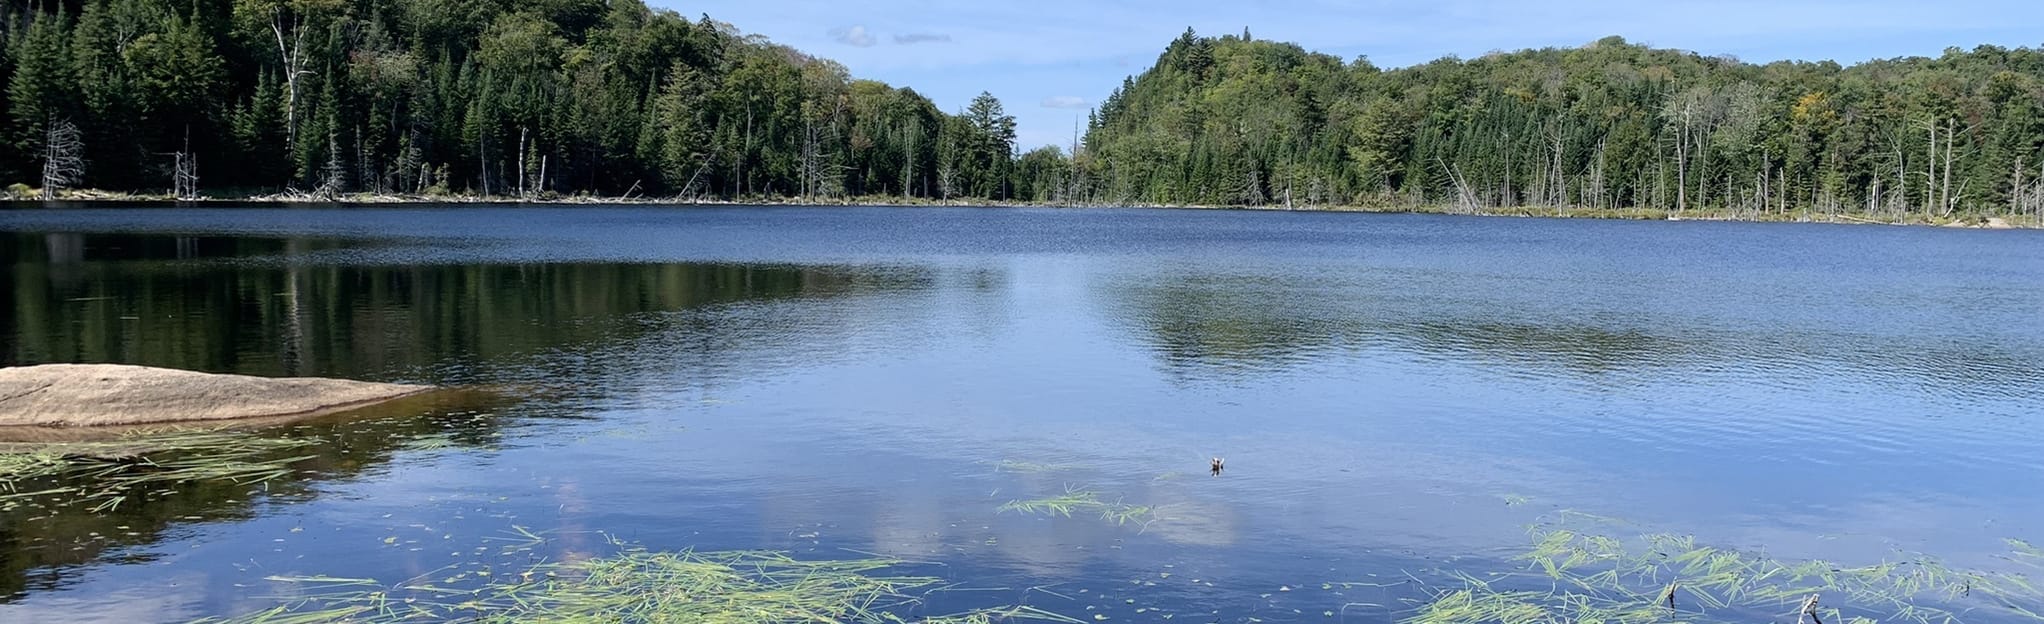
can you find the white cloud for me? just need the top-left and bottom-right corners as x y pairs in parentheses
(1041, 96), (1088, 109)
(828, 25), (876, 48)
(894, 33), (952, 44)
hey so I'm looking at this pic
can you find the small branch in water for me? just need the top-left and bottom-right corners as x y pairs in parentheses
(1797, 593), (1823, 624)
(1658, 581), (1677, 609)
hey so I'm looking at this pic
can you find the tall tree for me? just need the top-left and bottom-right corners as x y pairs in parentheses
(962, 91), (1015, 199)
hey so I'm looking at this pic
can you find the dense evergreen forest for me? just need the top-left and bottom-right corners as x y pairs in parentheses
(1080, 30), (2044, 221)
(4, 1), (2043, 223)
(0, 0), (1021, 200)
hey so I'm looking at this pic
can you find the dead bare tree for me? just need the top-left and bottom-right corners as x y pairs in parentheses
(1543, 124), (1568, 210)
(1238, 168), (1265, 206)
(1940, 118), (1957, 217)
(898, 121), (920, 196)
(1663, 96), (1697, 213)
(316, 132), (345, 199)
(39, 116), (83, 200)
(1586, 138), (1608, 210)
(171, 128), (199, 200)
(800, 117), (830, 199)
(1920, 118), (1938, 218)
(937, 159), (958, 204)
(516, 126), (529, 199)
(1438, 156), (1480, 214)
(261, 2), (320, 153)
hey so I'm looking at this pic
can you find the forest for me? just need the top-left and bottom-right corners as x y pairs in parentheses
(4, 1), (2044, 223)
(1078, 29), (2044, 221)
(0, 0), (1021, 200)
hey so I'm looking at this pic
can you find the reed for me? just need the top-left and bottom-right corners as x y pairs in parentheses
(996, 486), (1153, 527)
(193, 547), (1083, 624)
(0, 428), (322, 510)
(1406, 513), (2044, 624)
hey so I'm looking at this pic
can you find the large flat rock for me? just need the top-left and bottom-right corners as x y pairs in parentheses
(0, 364), (435, 427)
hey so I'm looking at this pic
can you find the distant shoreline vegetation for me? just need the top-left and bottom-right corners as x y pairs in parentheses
(5, 188), (2030, 229)
(2, 4), (2042, 225)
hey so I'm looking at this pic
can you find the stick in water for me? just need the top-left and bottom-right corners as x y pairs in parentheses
(1797, 594), (1822, 624)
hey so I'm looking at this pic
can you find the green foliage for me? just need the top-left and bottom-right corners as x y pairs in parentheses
(12, 4), (2035, 214)
(0, 0), (1012, 200)
(1082, 33), (2044, 219)
(7, 5), (75, 177)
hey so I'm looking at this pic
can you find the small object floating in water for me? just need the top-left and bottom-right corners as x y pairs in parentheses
(1210, 457), (1225, 476)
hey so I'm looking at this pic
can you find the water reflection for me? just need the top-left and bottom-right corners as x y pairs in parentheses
(3, 232), (931, 385)
(0, 231), (946, 605)
(0, 392), (509, 600)
(0, 210), (2041, 622)
(1107, 269), (2044, 400)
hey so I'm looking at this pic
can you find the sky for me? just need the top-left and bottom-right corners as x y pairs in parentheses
(652, 0), (2044, 151)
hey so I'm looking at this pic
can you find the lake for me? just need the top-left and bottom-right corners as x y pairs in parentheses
(2, 205), (2043, 623)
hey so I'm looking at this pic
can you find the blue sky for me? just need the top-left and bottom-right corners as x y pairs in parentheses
(653, 0), (2044, 151)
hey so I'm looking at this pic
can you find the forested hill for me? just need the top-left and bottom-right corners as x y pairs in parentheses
(0, 0), (1024, 200)
(8, 4), (2044, 221)
(1081, 30), (2044, 221)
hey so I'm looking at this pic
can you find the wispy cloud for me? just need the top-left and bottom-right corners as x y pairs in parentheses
(1041, 96), (1088, 109)
(894, 33), (952, 44)
(829, 25), (876, 47)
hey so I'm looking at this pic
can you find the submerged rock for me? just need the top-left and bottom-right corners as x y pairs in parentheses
(0, 364), (434, 427)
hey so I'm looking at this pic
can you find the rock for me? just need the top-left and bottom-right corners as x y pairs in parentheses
(0, 364), (434, 427)
(1986, 217), (2013, 229)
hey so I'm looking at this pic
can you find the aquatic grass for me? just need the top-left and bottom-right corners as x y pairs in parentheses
(1409, 512), (2044, 624)
(398, 433), (458, 452)
(193, 547), (1082, 624)
(986, 459), (1067, 474)
(0, 450), (71, 485)
(996, 486), (1154, 527)
(0, 428), (324, 511)
(996, 487), (1102, 518)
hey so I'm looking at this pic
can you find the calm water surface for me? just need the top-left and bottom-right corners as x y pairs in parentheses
(2, 205), (2043, 622)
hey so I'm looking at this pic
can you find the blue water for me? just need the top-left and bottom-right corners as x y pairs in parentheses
(3, 205), (2042, 622)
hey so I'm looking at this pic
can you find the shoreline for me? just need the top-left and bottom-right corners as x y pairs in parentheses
(4, 190), (2034, 230)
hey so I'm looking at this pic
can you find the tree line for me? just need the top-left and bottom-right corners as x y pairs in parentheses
(0, 0), (1027, 201)
(1074, 29), (2044, 221)
(9, 2), (2044, 220)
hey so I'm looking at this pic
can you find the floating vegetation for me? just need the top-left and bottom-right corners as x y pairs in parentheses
(0, 428), (321, 511)
(192, 546), (1082, 624)
(398, 433), (458, 452)
(1404, 513), (2044, 624)
(987, 459), (1068, 474)
(997, 487), (1154, 528)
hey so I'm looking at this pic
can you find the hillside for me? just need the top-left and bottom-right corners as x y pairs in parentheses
(1079, 29), (2044, 221)
(0, 0), (1021, 200)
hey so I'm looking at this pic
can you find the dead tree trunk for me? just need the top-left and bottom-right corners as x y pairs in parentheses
(516, 126), (529, 199)
(1940, 118), (1955, 216)
(171, 128), (199, 199)
(269, 8), (313, 154)
(318, 132), (345, 199)
(39, 116), (83, 200)
(1924, 121), (1938, 218)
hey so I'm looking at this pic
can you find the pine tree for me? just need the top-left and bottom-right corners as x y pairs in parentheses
(8, 7), (76, 176)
